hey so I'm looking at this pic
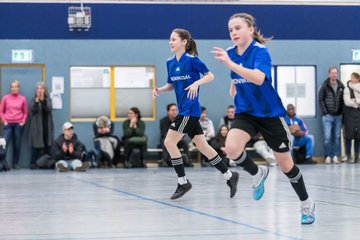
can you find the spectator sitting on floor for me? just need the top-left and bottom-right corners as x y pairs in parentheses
(53, 122), (89, 172)
(93, 116), (123, 168)
(285, 104), (317, 164)
(0, 137), (9, 172)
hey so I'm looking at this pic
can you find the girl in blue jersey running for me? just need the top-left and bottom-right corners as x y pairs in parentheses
(212, 13), (315, 224)
(153, 28), (239, 200)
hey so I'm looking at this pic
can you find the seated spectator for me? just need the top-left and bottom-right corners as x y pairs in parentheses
(122, 107), (147, 168)
(218, 105), (235, 129)
(0, 137), (9, 172)
(210, 125), (236, 167)
(199, 106), (215, 166)
(252, 133), (277, 166)
(159, 103), (190, 167)
(53, 122), (89, 172)
(285, 104), (317, 164)
(93, 116), (123, 167)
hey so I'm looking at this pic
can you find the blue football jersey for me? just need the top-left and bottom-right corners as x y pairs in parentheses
(167, 52), (209, 117)
(227, 40), (286, 117)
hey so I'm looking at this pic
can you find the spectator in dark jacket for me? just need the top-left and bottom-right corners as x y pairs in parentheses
(318, 66), (344, 164)
(343, 72), (360, 163)
(218, 105), (235, 129)
(53, 122), (89, 172)
(29, 82), (54, 169)
(159, 103), (189, 167)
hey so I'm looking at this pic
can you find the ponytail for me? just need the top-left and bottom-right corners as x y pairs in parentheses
(186, 37), (198, 56)
(173, 28), (199, 56)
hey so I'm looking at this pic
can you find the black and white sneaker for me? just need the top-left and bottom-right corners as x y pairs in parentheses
(170, 181), (192, 200)
(227, 171), (239, 198)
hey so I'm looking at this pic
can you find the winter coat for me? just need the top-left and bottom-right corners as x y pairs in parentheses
(319, 78), (344, 116)
(343, 80), (360, 139)
(29, 97), (54, 148)
(53, 133), (85, 161)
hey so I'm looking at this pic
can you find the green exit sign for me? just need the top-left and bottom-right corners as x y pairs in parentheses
(11, 49), (33, 63)
(353, 49), (360, 62)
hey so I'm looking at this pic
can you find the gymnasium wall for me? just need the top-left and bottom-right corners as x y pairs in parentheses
(0, 3), (359, 162)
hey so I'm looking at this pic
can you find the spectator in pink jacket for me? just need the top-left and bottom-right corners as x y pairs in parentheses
(0, 80), (28, 169)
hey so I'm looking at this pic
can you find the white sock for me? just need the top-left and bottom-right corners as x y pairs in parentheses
(252, 166), (263, 186)
(222, 170), (232, 180)
(301, 197), (313, 209)
(178, 176), (188, 185)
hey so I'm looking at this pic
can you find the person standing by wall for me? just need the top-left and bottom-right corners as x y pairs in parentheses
(319, 66), (344, 164)
(29, 82), (54, 169)
(343, 72), (360, 163)
(0, 80), (28, 169)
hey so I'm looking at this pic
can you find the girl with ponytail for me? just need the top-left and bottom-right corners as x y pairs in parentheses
(212, 13), (316, 225)
(153, 28), (239, 200)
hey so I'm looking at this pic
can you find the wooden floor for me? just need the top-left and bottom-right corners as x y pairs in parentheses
(0, 163), (359, 240)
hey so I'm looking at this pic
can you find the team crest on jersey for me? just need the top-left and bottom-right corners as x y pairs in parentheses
(171, 122), (176, 127)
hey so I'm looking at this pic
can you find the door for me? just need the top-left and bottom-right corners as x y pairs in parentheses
(0, 64), (45, 168)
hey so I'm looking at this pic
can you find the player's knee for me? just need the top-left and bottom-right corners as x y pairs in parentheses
(164, 138), (176, 150)
(226, 144), (244, 159)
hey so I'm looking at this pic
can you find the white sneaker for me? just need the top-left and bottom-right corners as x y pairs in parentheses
(341, 156), (348, 162)
(325, 156), (331, 164)
(332, 156), (340, 164)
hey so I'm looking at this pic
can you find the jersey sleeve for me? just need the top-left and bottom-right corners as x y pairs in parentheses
(166, 61), (172, 84)
(254, 48), (272, 82)
(192, 57), (209, 75)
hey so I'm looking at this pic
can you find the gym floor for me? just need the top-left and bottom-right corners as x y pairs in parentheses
(0, 164), (358, 240)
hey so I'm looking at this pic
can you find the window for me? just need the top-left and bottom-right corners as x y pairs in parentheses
(275, 66), (316, 117)
(70, 65), (155, 121)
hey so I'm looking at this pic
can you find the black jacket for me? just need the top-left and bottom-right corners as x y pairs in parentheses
(319, 78), (344, 116)
(53, 133), (85, 161)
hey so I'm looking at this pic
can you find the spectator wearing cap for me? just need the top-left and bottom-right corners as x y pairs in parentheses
(53, 122), (89, 172)
(93, 116), (122, 167)
(29, 82), (54, 169)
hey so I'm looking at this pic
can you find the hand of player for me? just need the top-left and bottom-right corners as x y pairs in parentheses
(185, 82), (199, 100)
(153, 87), (159, 99)
(211, 47), (232, 68)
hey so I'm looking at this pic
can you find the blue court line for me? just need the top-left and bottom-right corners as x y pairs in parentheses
(72, 176), (302, 240)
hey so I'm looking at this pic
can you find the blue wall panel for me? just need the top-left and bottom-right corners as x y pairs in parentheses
(0, 3), (359, 40)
